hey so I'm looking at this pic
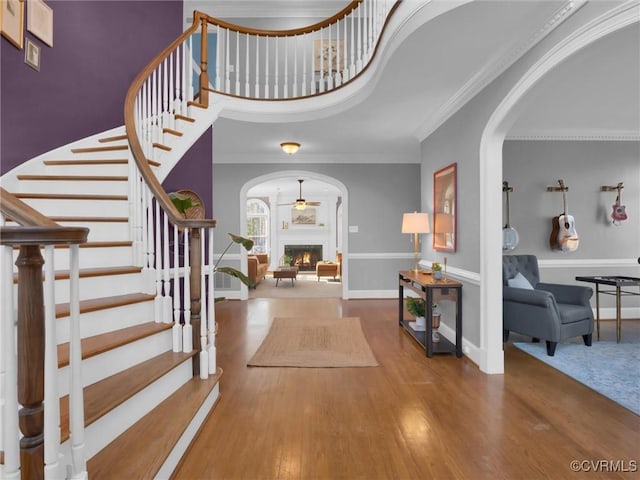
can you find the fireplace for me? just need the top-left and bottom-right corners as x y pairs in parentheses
(284, 245), (323, 271)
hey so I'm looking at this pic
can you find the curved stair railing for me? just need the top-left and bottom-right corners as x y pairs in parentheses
(124, 0), (400, 378)
(1, 188), (89, 480)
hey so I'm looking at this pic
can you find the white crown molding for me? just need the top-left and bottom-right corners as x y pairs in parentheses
(413, 0), (585, 142)
(505, 132), (640, 141)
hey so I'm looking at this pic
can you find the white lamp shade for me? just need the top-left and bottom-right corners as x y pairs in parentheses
(402, 212), (430, 234)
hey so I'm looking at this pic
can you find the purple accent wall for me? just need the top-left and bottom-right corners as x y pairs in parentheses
(0, 0), (184, 174)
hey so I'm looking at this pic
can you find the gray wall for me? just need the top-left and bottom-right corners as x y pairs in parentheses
(212, 162), (421, 292)
(503, 140), (640, 309)
(418, 1), (638, 348)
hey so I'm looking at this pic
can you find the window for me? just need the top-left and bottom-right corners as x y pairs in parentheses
(246, 198), (269, 254)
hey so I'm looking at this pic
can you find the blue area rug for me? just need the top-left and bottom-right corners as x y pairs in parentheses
(514, 340), (640, 416)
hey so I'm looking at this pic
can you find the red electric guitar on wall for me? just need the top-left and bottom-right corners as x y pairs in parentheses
(610, 182), (628, 225)
(550, 179), (579, 252)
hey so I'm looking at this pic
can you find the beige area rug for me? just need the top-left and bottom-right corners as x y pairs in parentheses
(248, 317), (379, 368)
(249, 272), (342, 299)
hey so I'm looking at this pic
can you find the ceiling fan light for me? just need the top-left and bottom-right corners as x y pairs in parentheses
(281, 142), (301, 155)
(294, 200), (306, 210)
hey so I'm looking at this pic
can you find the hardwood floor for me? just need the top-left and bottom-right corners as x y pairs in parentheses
(172, 298), (640, 480)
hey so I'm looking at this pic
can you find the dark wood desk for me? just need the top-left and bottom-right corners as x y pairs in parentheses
(575, 276), (640, 343)
(398, 270), (462, 357)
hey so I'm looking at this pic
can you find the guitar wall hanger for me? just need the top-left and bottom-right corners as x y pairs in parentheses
(602, 182), (627, 225)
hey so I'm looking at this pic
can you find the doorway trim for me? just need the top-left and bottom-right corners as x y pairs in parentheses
(478, 3), (638, 373)
(239, 170), (349, 300)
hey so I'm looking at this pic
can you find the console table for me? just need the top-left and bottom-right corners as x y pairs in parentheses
(398, 270), (463, 358)
(575, 275), (640, 343)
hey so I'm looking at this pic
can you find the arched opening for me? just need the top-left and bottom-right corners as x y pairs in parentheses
(239, 170), (349, 300)
(478, 5), (638, 374)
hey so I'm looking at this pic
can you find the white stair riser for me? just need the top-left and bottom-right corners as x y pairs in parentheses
(55, 221), (130, 243)
(41, 163), (130, 176)
(18, 180), (128, 196)
(60, 359), (193, 462)
(12, 245), (133, 270)
(53, 270), (143, 303)
(56, 299), (155, 344)
(18, 198), (129, 217)
(57, 329), (173, 396)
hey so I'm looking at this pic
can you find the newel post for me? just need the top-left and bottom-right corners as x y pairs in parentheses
(189, 227), (202, 376)
(16, 245), (46, 480)
(199, 17), (209, 107)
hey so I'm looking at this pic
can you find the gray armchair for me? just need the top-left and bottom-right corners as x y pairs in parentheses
(502, 255), (594, 356)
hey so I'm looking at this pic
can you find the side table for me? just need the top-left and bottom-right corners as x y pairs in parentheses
(398, 270), (463, 357)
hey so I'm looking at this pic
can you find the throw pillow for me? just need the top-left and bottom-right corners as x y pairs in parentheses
(508, 272), (534, 290)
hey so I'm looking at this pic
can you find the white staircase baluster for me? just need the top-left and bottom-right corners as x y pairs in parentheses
(235, 30), (240, 95)
(225, 28), (231, 94)
(284, 37), (288, 98)
(274, 36), (279, 99)
(319, 28), (324, 93)
(255, 35), (260, 98)
(350, 11), (356, 79)
(172, 224), (182, 352)
(187, 35), (194, 107)
(357, 3), (363, 73)
(245, 33), (250, 96)
(335, 20), (342, 87)
(327, 24), (334, 91)
(43, 246), (62, 480)
(264, 36), (269, 98)
(182, 228), (192, 353)
(293, 35), (298, 97)
(302, 33), (308, 96)
(68, 244), (88, 480)
(215, 25), (221, 90)
(1, 242), (20, 480)
(154, 199), (163, 322)
(163, 213), (172, 324)
(207, 227), (216, 374)
(199, 229), (208, 379)
(343, 15), (349, 82)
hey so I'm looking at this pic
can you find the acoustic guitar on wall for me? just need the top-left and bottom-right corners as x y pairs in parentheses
(549, 179), (579, 252)
(610, 182), (628, 225)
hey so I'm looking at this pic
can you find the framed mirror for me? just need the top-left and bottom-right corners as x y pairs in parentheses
(433, 163), (457, 252)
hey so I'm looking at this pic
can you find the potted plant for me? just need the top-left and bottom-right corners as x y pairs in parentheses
(406, 297), (440, 342)
(431, 262), (443, 280)
(169, 192), (255, 300)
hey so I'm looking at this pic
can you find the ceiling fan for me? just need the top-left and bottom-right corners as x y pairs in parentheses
(278, 179), (321, 210)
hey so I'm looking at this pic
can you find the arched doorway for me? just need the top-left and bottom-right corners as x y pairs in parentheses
(478, 5), (638, 373)
(239, 170), (349, 300)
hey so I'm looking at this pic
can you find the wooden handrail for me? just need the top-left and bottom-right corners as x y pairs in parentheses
(124, 12), (216, 230)
(201, 1), (362, 36)
(0, 187), (58, 227)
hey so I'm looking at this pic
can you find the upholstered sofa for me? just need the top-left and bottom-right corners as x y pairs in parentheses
(247, 253), (269, 288)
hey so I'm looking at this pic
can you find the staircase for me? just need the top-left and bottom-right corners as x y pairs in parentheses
(3, 128), (222, 478)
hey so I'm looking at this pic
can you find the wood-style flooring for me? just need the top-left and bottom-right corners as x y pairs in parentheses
(172, 298), (640, 480)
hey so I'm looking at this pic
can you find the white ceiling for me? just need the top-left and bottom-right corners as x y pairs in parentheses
(190, 1), (639, 194)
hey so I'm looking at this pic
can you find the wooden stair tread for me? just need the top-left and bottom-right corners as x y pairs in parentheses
(152, 142), (172, 152)
(15, 193), (127, 200)
(57, 321), (171, 367)
(87, 370), (222, 479)
(99, 134), (128, 143)
(175, 114), (195, 123)
(55, 292), (154, 318)
(17, 174), (127, 181)
(71, 145), (128, 153)
(44, 159), (128, 165)
(59, 350), (197, 443)
(49, 216), (128, 222)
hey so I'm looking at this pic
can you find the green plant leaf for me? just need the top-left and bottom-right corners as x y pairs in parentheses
(168, 192), (195, 214)
(216, 266), (254, 288)
(228, 233), (254, 251)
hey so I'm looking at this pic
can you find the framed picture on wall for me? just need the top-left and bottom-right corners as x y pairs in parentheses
(314, 39), (344, 74)
(24, 37), (40, 70)
(1, 0), (25, 49)
(433, 163), (457, 252)
(291, 207), (316, 225)
(27, 0), (53, 47)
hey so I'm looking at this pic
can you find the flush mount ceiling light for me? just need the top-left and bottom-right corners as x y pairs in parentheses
(280, 142), (301, 155)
